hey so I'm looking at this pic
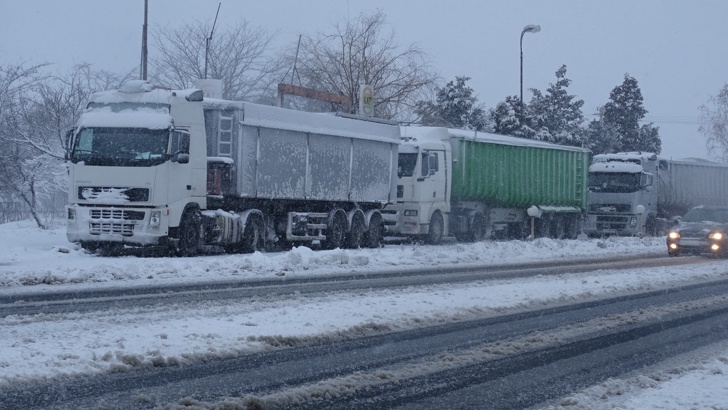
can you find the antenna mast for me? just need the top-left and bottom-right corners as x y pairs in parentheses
(204, 2), (222, 79)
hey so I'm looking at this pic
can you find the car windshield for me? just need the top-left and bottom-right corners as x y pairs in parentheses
(588, 172), (641, 193)
(682, 207), (728, 223)
(70, 127), (170, 167)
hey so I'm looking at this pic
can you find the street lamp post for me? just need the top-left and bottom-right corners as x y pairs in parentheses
(520, 24), (541, 102)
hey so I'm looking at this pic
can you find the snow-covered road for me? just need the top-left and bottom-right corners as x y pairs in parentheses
(1, 220), (728, 409)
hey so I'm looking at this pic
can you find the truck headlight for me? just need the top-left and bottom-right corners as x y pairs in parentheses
(150, 211), (161, 227)
(404, 210), (418, 217)
(709, 231), (724, 241)
(668, 231), (680, 240)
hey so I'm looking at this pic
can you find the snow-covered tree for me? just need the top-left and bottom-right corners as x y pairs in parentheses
(284, 10), (438, 120)
(0, 63), (123, 227)
(414, 76), (489, 130)
(591, 74), (661, 154)
(528, 65), (585, 146)
(150, 21), (281, 101)
(699, 84), (728, 162)
(490, 95), (534, 138)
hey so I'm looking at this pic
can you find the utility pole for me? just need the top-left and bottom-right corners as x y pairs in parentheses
(140, 0), (148, 80)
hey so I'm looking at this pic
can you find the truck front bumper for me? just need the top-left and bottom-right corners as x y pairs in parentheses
(382, 206), (426, 236)
(66, 204), (168, 246)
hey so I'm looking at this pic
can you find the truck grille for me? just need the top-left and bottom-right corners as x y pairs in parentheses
(595, 215), (629, 230)
(90, 209), (145, 220)
(78, 187), (150, 202)
(589, 203), (632, 213)
(89, 222), (134, 236)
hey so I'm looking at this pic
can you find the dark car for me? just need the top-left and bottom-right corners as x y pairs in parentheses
(667, 205), (728, 256)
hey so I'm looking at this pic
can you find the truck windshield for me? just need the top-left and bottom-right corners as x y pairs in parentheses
(398, 153), (418, 177)
(588, 172), (641, 193)
(70, 127), (169, 167)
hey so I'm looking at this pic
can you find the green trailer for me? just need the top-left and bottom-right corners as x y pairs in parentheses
(383, 127), (590, 243)
(451, 134), (588, 209)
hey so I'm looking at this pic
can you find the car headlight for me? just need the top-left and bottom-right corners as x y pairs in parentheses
(709, 231), (724, 241)
(668, 231), (680, 240)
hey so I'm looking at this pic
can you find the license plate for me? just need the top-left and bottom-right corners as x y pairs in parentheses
(680, 239), (705, 247)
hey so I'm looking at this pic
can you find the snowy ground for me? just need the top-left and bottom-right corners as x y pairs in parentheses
(1, 219), (728, 409)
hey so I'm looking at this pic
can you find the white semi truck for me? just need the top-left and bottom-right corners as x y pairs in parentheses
(382, 127), (591, 243)
(65, 81), (399, 255)
(585, 152), (728, 236)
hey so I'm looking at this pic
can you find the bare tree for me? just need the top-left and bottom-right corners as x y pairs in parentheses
(0, 63), (126, 227)
(699, 84), (728, 162)
(283, 10), (438, 120)
(150, 21), (281, 101)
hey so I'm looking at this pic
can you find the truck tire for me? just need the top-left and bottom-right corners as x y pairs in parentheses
(470, 212), (486, 242)
(564, 215), (579, 239)
(346, 211), (366, 249)
(177, 210), (201, 257)
(241, 216), (263, 253)
(322, 211), (347, 250)
(427, 212), (444, 245)
(644, 216), (658, 237)
(536, 217), (551, 238)
(365, 212), (383, 248)
(552, 216), (566, 239)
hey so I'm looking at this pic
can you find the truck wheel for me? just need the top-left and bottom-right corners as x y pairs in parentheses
(552, 216), (566, 239)
(322, 211), (347, 250)
(536, 217), (550, 238)
(470, 213), (486, 242)
(346, 212), (365, 249)
(564, 216), (579, 239)
(241, 216), (263, 253)
(177, 210), (201, 257)
(427, 212), (444, 245)
(365, 212), (383, 248)
(644, 216), (658, 237)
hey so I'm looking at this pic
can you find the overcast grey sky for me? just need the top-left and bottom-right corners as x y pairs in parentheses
(2, 0), (727, 159)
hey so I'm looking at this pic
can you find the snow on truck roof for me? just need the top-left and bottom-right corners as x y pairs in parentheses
(79, 106), (173, 130)
(204, 99), (401, 144)
(88, 81), (202, 105)
(589, 161), (643, 173)
(399, 126), (590, 153)
(593, 152), (728, 168)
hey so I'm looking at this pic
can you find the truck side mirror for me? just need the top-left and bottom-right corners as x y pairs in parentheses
(427, 153), (437, 175)
(170, 130), (190, 163)
(64, 128), (75, 160)
(173, 153), (190, 164)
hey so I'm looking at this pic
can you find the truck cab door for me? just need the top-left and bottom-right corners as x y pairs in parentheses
(417, 150), (447, 213)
